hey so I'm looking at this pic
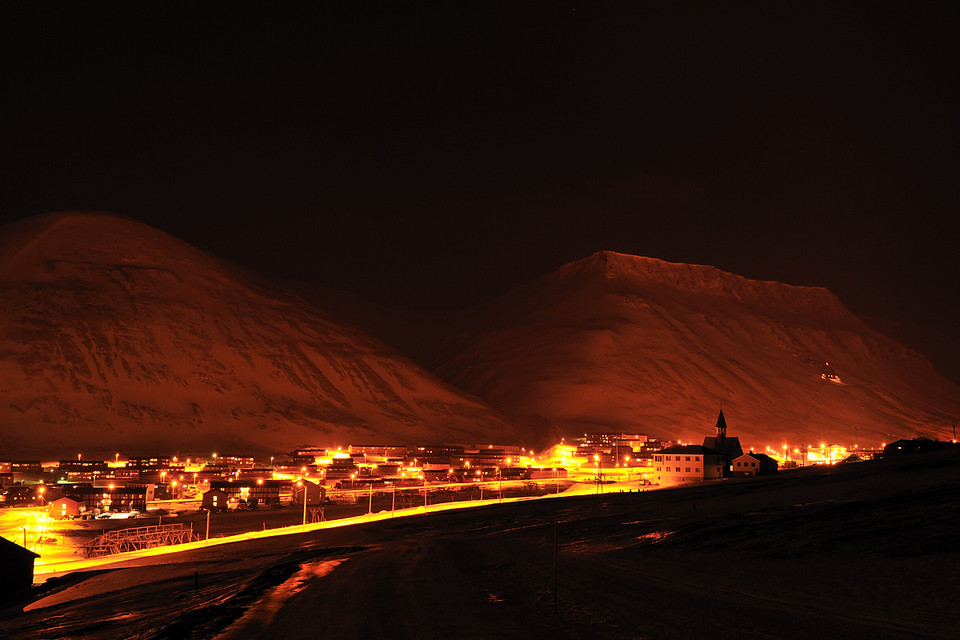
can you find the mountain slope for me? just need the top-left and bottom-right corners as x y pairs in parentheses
(0, 213), (519, 457)
(420, 251), (960, 448)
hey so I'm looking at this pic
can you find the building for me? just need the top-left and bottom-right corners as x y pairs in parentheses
(0, 536), (39, 596)
(527, 468), (568, 480)
(701, 410), (744, 476)
(67, 485), (147, 513)
(3, 485), (39, 506)
(576, 433), (648, 459)
(126, 456), (172, 468)
(292, 479), (325, 505)
(348, 445), (407, 459)
(652, 445), (724, 484)
(10, 461), (42, 474)
(58, 459), (110, 481)
(202, 488), (229, 511)
(731, 452), (779, 476)
(209, 479), (285, 506)
(48, 496), (83, 519)
(882, 438), (957, 457)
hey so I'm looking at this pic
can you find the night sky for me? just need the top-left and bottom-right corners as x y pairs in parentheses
(2, 3), (958, 376)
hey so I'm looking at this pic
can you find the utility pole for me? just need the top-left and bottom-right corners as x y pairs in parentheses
(205, 509), (210, 542)
(368, 483), (373, 514)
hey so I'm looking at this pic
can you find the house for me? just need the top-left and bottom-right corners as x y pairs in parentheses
(48, 496), (83, 519)
(3, 484), (39, 506)
(731, 452), (779, 476)
(882, 438), (957, 457)
(0, 536), (40, 596)
(652, 445), (724, 484)
(202, 488), (229, 512)
(701, 409), (744, 476)
(292, 479), (325, 505)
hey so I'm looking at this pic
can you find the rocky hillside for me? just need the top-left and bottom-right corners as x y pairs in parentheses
(0, 213), (520, 457)
(412, 251), (960, 448)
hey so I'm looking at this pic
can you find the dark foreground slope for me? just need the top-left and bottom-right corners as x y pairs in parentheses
(5, 449), (958, 639)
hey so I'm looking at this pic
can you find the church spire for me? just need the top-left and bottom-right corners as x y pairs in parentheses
(715, 409), (727, 443)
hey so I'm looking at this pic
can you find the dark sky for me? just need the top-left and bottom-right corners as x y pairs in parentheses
(2, 3), (958, 369)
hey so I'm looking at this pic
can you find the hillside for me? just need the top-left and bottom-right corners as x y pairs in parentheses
(410, 251), (960, 447)
(0, 213), (520, 457)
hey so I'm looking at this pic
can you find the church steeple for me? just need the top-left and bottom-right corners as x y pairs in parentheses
(715, 409), (727, 444)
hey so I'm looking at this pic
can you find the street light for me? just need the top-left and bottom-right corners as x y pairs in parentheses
(594, 454), (602, 493)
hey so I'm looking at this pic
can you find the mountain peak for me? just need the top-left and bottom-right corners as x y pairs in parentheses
(538, 251), (855, 327)
(0, 212), (521, 457)
(423, 250), (960, 446)
(0, 212), (219, 284)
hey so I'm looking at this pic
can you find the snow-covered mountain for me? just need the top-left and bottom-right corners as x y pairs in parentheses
(0, 213), (521, 457)
(2, 215), (956, 458)
(404, 251), (960, 448)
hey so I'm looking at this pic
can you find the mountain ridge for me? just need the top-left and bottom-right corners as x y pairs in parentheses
(1, 213), (956, 457)
(0, 212), (523, 457)
(406, 251), (959, 447)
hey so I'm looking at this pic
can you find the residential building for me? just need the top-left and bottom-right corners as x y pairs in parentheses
(209, 479), (285, 506)
(48, 496), (83, 519)
(652, 445), (724, 485)
(0, 536), (39, 596)
(731, 452), (778, 476)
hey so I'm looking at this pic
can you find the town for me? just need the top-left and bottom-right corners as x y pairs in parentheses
(3, 409), (925, 598)
(3, 412), (893, 518)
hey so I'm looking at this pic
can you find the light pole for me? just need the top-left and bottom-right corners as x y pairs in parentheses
(300, 482), (308, 526)
(594, 454), (600, 493)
